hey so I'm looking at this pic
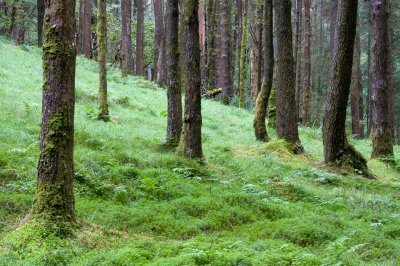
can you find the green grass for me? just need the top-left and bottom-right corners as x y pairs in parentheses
(0, 37), (400, 265)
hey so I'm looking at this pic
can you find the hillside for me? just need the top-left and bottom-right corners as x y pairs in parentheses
(0, 38), (400, 265)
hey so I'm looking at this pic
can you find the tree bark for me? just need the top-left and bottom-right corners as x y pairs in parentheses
(253, 0), (273, 142)
(329, 0), (338, 61)
(121, 0), (133, 75)
(370, 0), (394, 161)
(182, 0), (203, 159)
(135, 0), (144, 75)
(205, 0), (218, 91)
(274, 0), (303, 153)
(236, 0), (243, 90)
(238, 0), (248, 108)
(37, 0), (45, 46)
(217, 0), (233, 103)
(323, 0), (368, 175)
(351, 33), (362, 139)
(165, 0), (182, 146)
(302, 0), (311, 126)
(97, 0), (109, 120)
(11, 0), (25, 45)
(153, 0), (165, 83)
(81, 0), (92, 58)
(198, 1), (206, 89)
(250, 4), (263, 100)
(294, 0), (302, 122)
(386, 1), (395, 143)
(31, 0), (77, 228)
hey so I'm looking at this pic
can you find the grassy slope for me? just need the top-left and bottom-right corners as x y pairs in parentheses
(0, 38), (399, 265)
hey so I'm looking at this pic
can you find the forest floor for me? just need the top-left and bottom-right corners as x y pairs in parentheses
(0, 37), (400, 266)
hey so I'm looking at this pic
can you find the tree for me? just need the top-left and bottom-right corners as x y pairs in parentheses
(253, 0), (273, 142)
(370, 0), (394, 161)
(329, 0), (338, 60)
(11, 0), (25, 44)
(97, 0), (109, 120)
(322, 0), (368, 175)
(153, 0), (165, 83)
(217, 0), (234, 103)
(205, 0), (218, 91)
(274, 0), (303, 153)
(302, 0), (311, 126)
(238, 0), (248, 108)
(31, 0), (77, 229)
(121, 0), (133, 76)
(351, 33), (363, 139)
(294, 0), (303, 121)
(165, 0), (182, 147)
(37, 0), (44, 46)
(135, 0), (144, 75)
(181, 0), (203, 159)
(78, 0), (92, 58)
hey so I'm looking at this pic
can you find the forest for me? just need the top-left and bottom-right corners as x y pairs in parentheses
(0, 0), (400, 265)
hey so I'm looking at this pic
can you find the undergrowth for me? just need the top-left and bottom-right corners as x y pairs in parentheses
(0, 38), (399, 265)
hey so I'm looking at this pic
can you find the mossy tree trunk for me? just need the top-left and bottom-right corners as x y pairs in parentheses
(182, 0), (203, 159)
(31, 0), (77, 229)
(97, 0), (109, 121)
(121, 0), (133, 76)
(253, 0), (273, 142)
(370, 0), (394, 161)
(323, 0), (368, 175)
(238, 0), (248, 108)
(135, 0), (144, 75)
(165, 0), (182, 147)
(274, 0), (303, 154)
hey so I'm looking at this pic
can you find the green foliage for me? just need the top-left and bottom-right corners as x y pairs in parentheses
(0, 39), (400, 265)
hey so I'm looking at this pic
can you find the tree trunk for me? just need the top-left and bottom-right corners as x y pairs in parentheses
(236, 0), (243, 90)
(370, 0), (394, 161)
(121, 0), (133, 75)
(31, 0), (77, 229)
(97, 0), (109, 120)
(238, 0), (248, 108)
(323, 0), (368, 175)
(37, 0), (44, 46)
(253, 0), (273, 142)
(198, 1), (206, 89)
(205, 0), (218, 91)
(11, 0), (25, 45)
(351, 33), (362, 139)
(165, 0), (182, 146)
(135, 0), (144, 75)
(294, 0), (302, 122)
(274, 0), (303, 153)
(386, 1), (395, 143)
(153, 0), (164, 83)
(182, 0), (203, 159)
(217, 0), (233, 104)
(329, 0), (338, 61)
(250, 4), (263, 100)
(81, 0), (92, 58)
(302, 0), (311, 126)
